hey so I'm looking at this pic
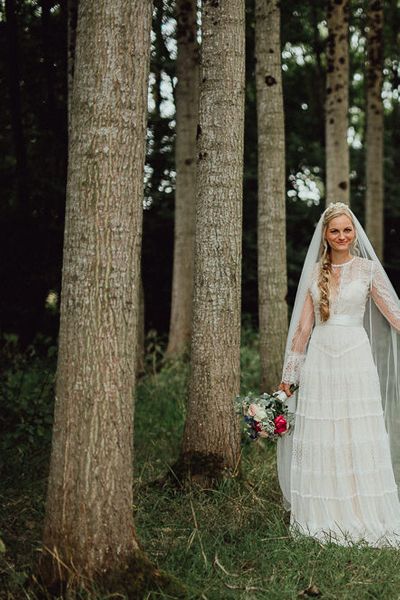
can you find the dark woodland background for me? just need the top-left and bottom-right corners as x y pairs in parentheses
(1, 0), (399, 354)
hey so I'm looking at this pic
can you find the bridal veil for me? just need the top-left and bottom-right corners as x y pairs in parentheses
(277, 204), (400, 510)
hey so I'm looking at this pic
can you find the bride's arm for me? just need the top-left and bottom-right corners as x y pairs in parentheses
(280, 291), (315, 390)
(370, 262), (400, 333)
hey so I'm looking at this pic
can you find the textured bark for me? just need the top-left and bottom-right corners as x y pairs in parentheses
(365, 0), (384, 259)
(67, 0), (78, 134)
(41, 0), (152, 584)
(255, 0), (288, 392)
(325, 0), (350, 206)
(180, 0), (245, 485)
(166, 0), (199, 357)
(5, 0), (28, 207)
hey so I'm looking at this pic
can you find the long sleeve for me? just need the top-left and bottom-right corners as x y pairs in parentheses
(371, 262), (400, 333)
(282, 291), (315, 384)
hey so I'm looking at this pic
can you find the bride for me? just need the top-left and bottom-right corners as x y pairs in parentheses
(277, 202), (400, 547)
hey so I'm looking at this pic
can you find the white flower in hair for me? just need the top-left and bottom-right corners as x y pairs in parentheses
(326, 201), (349, 212)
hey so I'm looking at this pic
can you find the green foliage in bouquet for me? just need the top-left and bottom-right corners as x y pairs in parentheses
(235, 385), (298, 442)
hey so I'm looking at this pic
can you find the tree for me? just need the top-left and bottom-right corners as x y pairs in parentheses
(67, 0), (78, 133)
(365, 0), (384, 259)
(325, 0), (350, 206)
(137, 275), (145, 375)
(178, 0), (245, 486)
(40, 0), (156, 588)
(5, 0), (28, 208)
(255, 0), (288, 392)
(166, 0), (199, 357)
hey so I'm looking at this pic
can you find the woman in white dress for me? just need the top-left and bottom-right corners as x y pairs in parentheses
(277, 202), (400, 547)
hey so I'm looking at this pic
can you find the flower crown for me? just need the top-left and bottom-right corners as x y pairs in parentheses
(324, 201), (350, 214)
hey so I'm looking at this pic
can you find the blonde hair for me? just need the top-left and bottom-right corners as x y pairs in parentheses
(318, 203), (357, 322)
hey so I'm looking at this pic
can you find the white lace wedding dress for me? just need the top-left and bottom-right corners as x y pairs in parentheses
(282, 255), (400, 547)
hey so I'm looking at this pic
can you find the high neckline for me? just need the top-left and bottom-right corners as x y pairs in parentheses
(331, 256), (355, 267)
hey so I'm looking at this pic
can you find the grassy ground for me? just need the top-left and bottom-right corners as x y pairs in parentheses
(1, 332), (400, 598)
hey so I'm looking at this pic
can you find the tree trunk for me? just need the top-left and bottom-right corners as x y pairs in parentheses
(5, 0), (28, 208)
(310, 2), (325, 148)
(40, 0), (153, 586)
(67, 0), (78, 135)
(137, 275), (145, 376)
(166, 0), (199, 357)
(365, 0), (384, 259)
(325, 0), (350, 206)
(179, 0), (245, 486)
(41, 0), (57, 128)
(255, 0), (288, 393)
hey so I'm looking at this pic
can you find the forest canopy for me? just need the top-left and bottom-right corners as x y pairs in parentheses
(0, 0), (399, 347)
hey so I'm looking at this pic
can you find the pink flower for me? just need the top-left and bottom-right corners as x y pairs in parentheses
(274, 415), (287, 435)
(248, 404), (257, 417)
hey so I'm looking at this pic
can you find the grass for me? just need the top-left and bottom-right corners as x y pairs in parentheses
(2, 330), (400, 598)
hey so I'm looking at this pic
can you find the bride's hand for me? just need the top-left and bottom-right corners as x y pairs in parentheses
(278, 382), (292, 397)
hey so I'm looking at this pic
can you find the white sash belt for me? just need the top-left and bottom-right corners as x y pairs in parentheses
(320, 314), (364, 327)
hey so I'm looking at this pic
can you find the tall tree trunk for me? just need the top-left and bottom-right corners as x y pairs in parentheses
(179, 0), (245, 486)
(325, 0), (350, 206)
(365, 0), (384, 259)
(67, 0), (78, 135)
(166, 0), (199, 357)
(310, 2), (326, 148)
(41, 0), (57, 127)
(5, 0), (28, 208)
(137, 275), (145, 375)
(255, 0), (288, 392)
(40, 0), (153, 586)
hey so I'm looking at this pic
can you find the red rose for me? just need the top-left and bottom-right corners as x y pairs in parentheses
(274, 415), (287, 435)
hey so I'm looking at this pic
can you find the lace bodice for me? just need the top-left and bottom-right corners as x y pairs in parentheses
(282, 256), (400, 384)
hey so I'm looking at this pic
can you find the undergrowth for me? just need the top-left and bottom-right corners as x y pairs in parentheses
(1, 329), (400, 598)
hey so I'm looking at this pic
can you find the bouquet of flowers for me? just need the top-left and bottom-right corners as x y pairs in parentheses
(235, 385), (298, 442)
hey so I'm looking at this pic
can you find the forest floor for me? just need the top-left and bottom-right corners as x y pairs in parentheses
(1, 331), (400, 599)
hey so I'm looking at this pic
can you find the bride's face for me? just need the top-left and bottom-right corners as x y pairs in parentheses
(325, 214), (355, 252)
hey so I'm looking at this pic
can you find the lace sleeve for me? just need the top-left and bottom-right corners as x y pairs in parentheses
(370, 262), (400, 333)
(282, 291), (315, 384)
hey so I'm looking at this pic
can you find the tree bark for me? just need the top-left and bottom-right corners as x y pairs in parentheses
(179, 0), (245, 486)
(40, 0), (152, 586)
(137, 275), (145, 376)
(67, 0), (79, 135)
(325, 0), (350, 206)
(166, 0), (199, 357)
(5, 0), (28, 208)
(365, 0), (384, 259)
(255, 0), (288, 392)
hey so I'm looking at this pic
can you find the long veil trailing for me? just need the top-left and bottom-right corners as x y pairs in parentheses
(277, 207), (400, 511)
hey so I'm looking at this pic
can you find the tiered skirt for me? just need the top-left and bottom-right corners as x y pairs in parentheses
(290, 323), (400, 547)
